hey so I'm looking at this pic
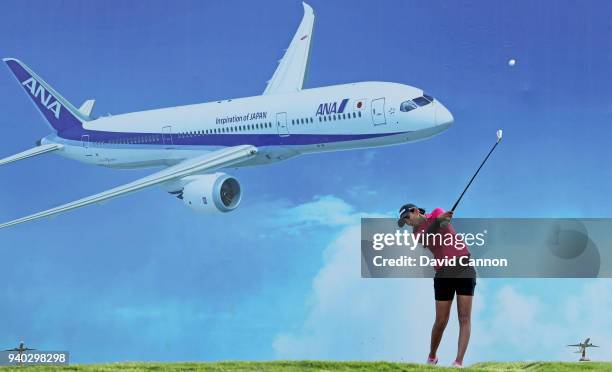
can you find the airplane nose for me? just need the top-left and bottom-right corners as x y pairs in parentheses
(435, 102), (454, 126)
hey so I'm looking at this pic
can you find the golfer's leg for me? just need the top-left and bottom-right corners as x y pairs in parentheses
(455, 294), (473, 364)
(429, 299), (452, 359)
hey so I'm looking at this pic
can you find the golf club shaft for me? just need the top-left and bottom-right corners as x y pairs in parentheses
(451, 140), (501, 212)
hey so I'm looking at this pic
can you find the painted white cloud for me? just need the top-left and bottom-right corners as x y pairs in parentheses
(471, 280), (612, 362)
(271, 195), (612, 365)
(274, 195), (360, 228)
(273, 224), (441, 362)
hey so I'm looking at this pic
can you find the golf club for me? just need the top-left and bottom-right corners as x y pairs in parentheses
(450, 129), (503, 212)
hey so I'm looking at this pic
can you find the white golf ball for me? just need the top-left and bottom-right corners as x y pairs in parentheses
(508, 58), (516, 66)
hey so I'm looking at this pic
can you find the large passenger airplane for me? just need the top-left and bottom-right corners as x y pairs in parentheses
(0, 3), (453, 229)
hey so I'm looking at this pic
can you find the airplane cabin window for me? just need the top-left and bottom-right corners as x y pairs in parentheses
(352, 112), (356, 118)
(358, 112), (361, 117)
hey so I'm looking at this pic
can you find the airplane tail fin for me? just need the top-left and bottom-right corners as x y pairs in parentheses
(3, 58), (89, 133)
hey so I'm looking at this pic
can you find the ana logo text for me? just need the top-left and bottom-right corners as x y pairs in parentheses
(21, 77), (61, 119)
(316, 98), (349, 116)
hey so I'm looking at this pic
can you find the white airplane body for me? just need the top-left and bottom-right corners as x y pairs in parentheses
(51, 82), (449, 168)
(0, 3), (453, 228)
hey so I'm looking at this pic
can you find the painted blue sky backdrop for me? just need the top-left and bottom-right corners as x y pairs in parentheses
(1, 0), (611, 364)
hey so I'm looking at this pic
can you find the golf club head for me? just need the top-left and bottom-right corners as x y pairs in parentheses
(496, 129), (503, 142)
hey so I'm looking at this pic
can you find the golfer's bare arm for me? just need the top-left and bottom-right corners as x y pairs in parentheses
(426, 211), (454, 235)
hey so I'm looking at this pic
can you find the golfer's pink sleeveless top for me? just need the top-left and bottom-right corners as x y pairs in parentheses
(413, 208), (470, 270)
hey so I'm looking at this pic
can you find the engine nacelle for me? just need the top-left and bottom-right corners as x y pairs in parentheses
(180, 173), (242, 212)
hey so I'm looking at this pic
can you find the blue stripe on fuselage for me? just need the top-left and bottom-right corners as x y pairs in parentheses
(57, 129), (410, 147)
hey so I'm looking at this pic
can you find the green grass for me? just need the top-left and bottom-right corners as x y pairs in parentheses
(1, 361), (611, 371)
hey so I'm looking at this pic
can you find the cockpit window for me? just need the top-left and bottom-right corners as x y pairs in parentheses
(423, 93), (434, 102)
(400, 100), (418, 112)
(413, 96), (431, 107)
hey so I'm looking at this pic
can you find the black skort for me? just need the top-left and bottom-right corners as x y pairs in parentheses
(433, 264), (477, 301)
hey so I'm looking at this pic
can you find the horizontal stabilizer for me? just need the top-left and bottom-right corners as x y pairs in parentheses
(79, 99), (95, 117)
(0, 144), (62, 166)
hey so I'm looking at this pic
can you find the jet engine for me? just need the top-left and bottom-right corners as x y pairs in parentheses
(173, 173), (242, 212)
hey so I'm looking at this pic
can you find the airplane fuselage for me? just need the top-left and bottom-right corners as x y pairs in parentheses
(43, 81), (453, 169)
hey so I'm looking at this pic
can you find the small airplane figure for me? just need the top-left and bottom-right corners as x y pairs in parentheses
(568, 338), (599, 361)
(4, 341), (36, 356)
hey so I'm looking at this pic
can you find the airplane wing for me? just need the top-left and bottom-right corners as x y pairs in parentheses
(0, 145), (257, 229)
(3, 348), (18, 352)
(567, 344), (581, 347)
(0, 144), (63, 166)
(263, 2), (315, 95)
(590, 345), (599, 347)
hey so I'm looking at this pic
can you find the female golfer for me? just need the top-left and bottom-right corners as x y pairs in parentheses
(398, 203), (476, 368)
